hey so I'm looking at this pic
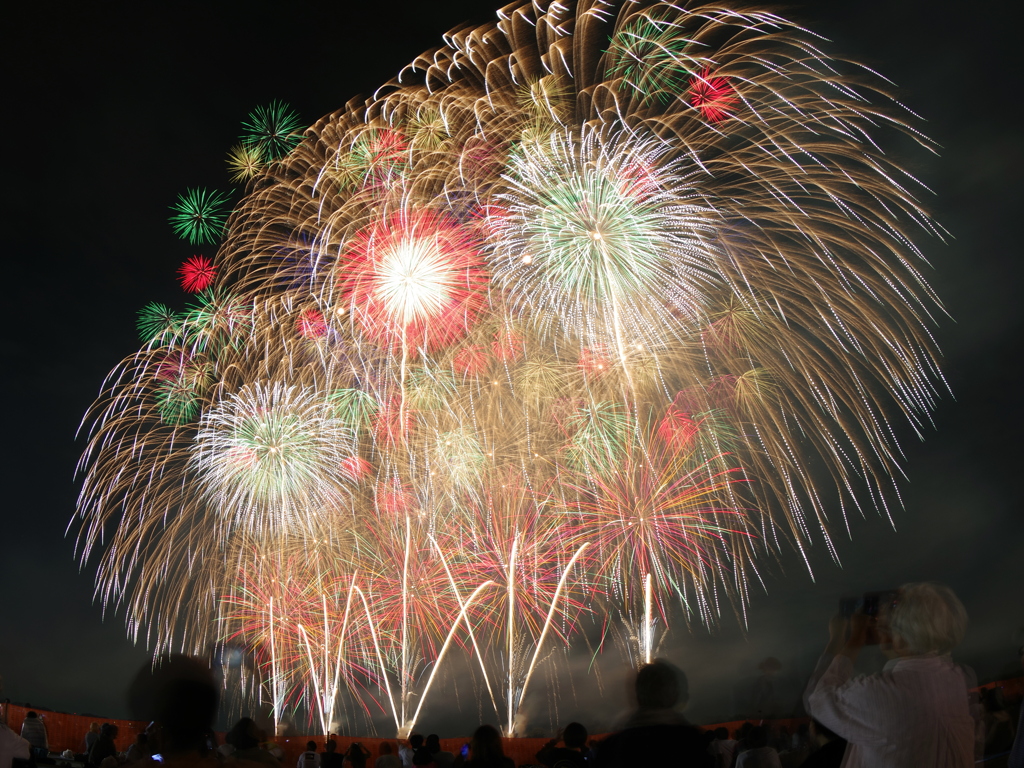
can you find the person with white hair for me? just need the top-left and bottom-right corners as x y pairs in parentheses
(805, 582), (978, 768)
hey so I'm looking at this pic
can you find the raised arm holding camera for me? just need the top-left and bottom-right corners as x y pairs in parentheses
(805, 582), (980, 768)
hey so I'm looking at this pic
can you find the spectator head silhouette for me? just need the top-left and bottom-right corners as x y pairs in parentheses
(562, 722), (587, 749)
(409, 734), (424, 750)
(307, 741), (317, 751)
(747, 726), (769, 750)
(713, 727), (729, 741)
(470, 725), (505, 763)
(425, 735), (441, 754)
(128, 655), (218, 756)
(326, 739), (338, 753)
(226, 718), (261, 750)
(889, 582), (967, 655)
(635, 659), (688, 710)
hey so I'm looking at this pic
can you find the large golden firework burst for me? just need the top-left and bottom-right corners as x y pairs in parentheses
(75, 0), (944, 735)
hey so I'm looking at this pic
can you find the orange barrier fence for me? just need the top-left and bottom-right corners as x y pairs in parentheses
(4, 705), (146, 754)
(5, 673), (1021, 765)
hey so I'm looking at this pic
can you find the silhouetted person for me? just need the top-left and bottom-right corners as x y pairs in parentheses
(594, 659), (711, 767)
(453, 726), (513, 768)
(345, 743), (371, 768)
(126, 733), (149, 763)
(536, 722), (587, 768)
(19, 712), (47, 758)
(734, 726), (780, 768)
(1008, 645), (1024, 768)
(806, 582), (978, 767)
(425, 736), (453, 768)
(225, 719), (280, 767)
(707, 727), (736, 768)
(982, 687), (1016, 757)
(84, 723), (101, 757)
(375, 743), (401, 768)
(799, 720), (846, 768)
(0, 697), (31, 768)
(399, 736), (423, 768)
(127, 654), (223, 768)
(322, 740), (344, 768)
(299, 741), (321, 768)
(89, 724), (118, 767)
(411, 744), (433, 768)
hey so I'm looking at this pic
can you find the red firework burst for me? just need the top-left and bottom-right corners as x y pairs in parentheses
(340, 455), (372, 481)
(492, 329), (524, 362)
(578, 347), (611, 375)
(453, 345), (489, 376)
(296, 308), (327, 338)
(657, 406), (700, 451)
(374, 479), (413, 517)
(361, 128), (408, 177)
(372, 396), (416, 445)
(339, 209), (489, 354)
(177, 255), (217, 293)
(689, 69), (738, 123)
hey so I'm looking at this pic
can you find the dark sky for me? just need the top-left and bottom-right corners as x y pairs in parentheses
(2, 0), (1022, 735)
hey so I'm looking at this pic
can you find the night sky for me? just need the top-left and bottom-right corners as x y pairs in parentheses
(2, 0), (1022, 735)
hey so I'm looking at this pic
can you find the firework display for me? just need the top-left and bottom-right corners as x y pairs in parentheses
(74, 0), (944, 736)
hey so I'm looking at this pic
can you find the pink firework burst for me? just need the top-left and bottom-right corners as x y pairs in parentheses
(689, 69), (738, 123)
(177, 255), (217, 293)
(339, 209), (489, 354)
(296, 308), (327, 338)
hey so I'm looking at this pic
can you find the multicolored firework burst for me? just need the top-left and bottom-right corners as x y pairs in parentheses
(75, 0), (946, 737)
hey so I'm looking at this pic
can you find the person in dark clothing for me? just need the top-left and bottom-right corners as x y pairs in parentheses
(425, 735), (454, 768)
(345, 743), (372, 768)
(89, 724), (119, 767)
(593, 660), (712, 768)
(800, 720), (847, 768)
(536, 722), (588, 768)
(322, 739), (345, 768)
(127, 654), (224, 768)
(453, 725), (513, 768)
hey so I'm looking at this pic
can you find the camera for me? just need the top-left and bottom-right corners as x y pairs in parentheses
(838, 590), (898, 644)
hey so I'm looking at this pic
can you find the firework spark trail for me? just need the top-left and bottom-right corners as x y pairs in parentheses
(75, 0), (945, 736)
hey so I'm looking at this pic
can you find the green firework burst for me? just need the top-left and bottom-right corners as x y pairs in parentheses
(565, 401), (630, 472)
(181, 288), (252, 353)
(137, 302), (182, 345)
(606, 13), (693, 101)
(241, 101), (304, 161)
(169, 188), (231, 245)
(328, 388), (379, 430)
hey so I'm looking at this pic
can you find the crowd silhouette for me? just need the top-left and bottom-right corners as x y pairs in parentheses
(1, 583), (1021, 768)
